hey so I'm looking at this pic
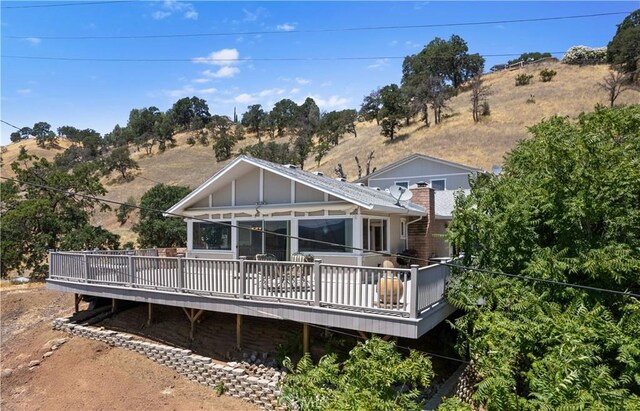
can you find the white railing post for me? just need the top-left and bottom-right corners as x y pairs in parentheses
(48, 250), (54, 279)
(128, 255), (135, 287)
(177, 257), (184, 291)
(314, 259), (322, 306)
(239, 256), (246, 299)
(83, 253), (90, 283)
(410, 265), (419, 318)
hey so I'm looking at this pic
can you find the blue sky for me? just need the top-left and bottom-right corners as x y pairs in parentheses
(1, 1), (635, 144)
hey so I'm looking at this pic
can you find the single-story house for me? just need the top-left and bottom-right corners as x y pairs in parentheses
(165, 155), (451, 265)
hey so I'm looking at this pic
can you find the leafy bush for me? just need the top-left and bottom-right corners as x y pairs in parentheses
(515, 74), (534, 86)
(116, 196), (136, 225)
(561, 45), (607, 65)
(280, 337), (434, 411)
(481, 101), (491, 116)
(186, 136), (196, 146)
(539, 68), (557, 82)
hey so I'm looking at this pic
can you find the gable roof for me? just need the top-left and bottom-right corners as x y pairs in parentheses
(355, 153), (484, 183)
(434, 189), (470, 219)
(166, 155), (426, 216)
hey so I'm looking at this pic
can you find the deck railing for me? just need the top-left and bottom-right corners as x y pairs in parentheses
(49, 252), (449, 318)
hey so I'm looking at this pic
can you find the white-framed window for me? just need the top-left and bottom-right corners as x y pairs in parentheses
(430, 179), (446, 190)
(400, 218), (407, 239)
(298, 218), (353, 253)
(193, 221), (232, 250)
(362, 218), (389, 252)
(394, 181), (409, 188)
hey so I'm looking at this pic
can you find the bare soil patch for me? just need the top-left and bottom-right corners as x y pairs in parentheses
(0, 285), (257, 411)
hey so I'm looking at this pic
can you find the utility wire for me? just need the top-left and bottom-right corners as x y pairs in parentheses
(0, 120), (21, 130)
(2, 1), (136, 9)
(2, 51), (565, 63)
(2, 175), (638, 299)
(4, 11), (632, 39)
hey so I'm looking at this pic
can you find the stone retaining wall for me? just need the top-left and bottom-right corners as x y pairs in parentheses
(52, 318), (285, 410)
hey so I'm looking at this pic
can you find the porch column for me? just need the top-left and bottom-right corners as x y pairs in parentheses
(353, 212), (363, 265)
(186, 220), (193, 253)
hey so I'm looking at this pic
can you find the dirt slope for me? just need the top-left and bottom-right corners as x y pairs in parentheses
(0, 284), (256, 411)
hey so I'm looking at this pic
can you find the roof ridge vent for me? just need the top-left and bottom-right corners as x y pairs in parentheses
(353, 182), (365, 187)
(335, 177), (347, 182)
(284, 164), (297, 169)
(313, 171), (324, 176)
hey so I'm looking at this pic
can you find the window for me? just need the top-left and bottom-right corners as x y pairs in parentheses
(430, 179), (446, 190)
(193, 222), (231, 250)
(400, 218), (407, 239)
(395, 181), (409, 188)
(299, 219), (353, 253)
(362, 218), (389, 252)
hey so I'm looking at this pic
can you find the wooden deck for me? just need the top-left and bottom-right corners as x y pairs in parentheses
(47, 252), (455, 338)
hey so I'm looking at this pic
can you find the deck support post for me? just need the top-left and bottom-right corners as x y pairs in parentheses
(74, 293), (81, 313)
(111, 298), (117, 313)
(358, 331), (368, 340)
(147, 303), (153, 326)
(303, 323), (310, 354)
(409, 265), (419, 318)
(236, 314), (243, 349)
(182, 308), (204, 340)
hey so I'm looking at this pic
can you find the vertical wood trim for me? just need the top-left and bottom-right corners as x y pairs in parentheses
(231, 180), (236, 206)
(209, 194), (212, 207)
(324, 192), (329, 202)
(231, 218), (238, 259)
(290, 180), (295, 203)
(410, 265), (419, 318)
(259, 169), (264, 203)
(291, 220), (299, 254)
(186, 220), (193, 252)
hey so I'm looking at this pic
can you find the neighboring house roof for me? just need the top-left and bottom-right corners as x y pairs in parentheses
(434, 189), (470, 219)
(166, 155), (426, 216)
(355, 153), (484, 184)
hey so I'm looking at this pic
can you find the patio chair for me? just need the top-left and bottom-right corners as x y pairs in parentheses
(289, 253), (313, 291)
(255, 253), (281, 291)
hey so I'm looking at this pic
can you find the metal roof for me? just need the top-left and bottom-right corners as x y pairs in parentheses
(166, 155), (426, 216)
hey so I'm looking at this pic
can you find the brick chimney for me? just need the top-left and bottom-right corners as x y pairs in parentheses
(407, 182), (436, 264)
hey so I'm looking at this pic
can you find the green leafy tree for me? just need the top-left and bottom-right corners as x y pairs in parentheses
(101, 146), (139, 180)
(32, 121), (58, 147)
(359, 88), (382, 124)
(241, 104), (267, 141)
(295, 97), (321, 138)
(271, 98), (299, 136)
(378, 84), (408, 141)
(171, 96), (211, 130)
(208, 115), (233, 137)
(403, 35), (485, 89)
(281, 337), (434, 411)
(607, 9), (640, 79)
(447, 105), (640, 410)
(153, 111), (177, 152)
(132, 184), (192, 248)
(213, 131), (237, 161)
(10, 127), (32, 143)
(318, 109), (357, 146)
(1, 151), (116, 279)
(506, 51), (553, 65)
(116, 196), (136, 225)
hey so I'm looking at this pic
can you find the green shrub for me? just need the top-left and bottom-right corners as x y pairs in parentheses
(481, 101), (491, 116)
(515, 74), (534, 86)
(539, 68), (557, 82)
(186, 136), (196, 146)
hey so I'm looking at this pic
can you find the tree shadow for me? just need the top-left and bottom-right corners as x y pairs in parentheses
(383, 133), (410, 145)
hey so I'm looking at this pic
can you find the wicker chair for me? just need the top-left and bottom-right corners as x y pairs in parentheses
(290, 253), (313, 291)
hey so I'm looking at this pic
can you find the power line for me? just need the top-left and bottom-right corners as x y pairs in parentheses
(2, 1), (135, 9)
(1, 175), (638, 299)
(443, 263), (640, 298)
(1, 51), (565, 64)
(5, 11), (632, 39)
(0, 120), (21, 130)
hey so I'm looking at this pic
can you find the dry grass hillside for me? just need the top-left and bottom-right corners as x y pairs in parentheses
(2, 62), (638, 244)
(308, 61), (639, 178)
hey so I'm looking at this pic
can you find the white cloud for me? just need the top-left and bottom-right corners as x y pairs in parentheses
(290, 88), (300, 94)
(199, 88), (217, 94)
(23, 37), (41, 45)
(295, 77), (311, 85)
(405, 41), (421, 49)
(389, 40), (398, 47)
(414, 2), (430, 10)
(258, 88), (285, 97)
(152, 10), (171, 20)
(234, 93), (257, 104)
(164, 84), (216, 98)
(242, 7), (268, 22)
(17, 88), (32, 95)
(193, 48), (240, 66)
(151, 0), (198, 20)
(311, 95), (350, 110)
(202, 66), (240, 79)
(276, 23), (296, 32)
(367, 58), (389, 70)
(192, 78), (211, 84)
